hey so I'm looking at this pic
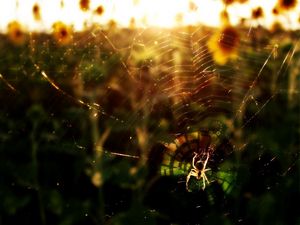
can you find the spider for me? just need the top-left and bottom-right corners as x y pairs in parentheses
(186, 152), (211, 191)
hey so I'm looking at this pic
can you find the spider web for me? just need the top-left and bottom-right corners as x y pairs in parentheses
(33, 28), (295, 159)
(1, 24), (297, 164)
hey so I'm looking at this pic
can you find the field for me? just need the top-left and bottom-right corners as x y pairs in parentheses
(0, 23), (300, 225)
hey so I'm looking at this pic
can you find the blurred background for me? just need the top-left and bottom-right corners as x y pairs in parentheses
(0, 0), (299, 225)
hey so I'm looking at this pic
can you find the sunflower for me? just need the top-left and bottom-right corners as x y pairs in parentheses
(108, 19), (117, 31)
(252, 7), (264, 19)
(239, 18), (246, 26)
(220, 10), (230, 26)
(208, 26), (240, 65)
(79, 0), (90, 11)
(91, 172), (102, 187)
(276, 0), (298, 11)
(133, 0), (140, 5)
(222, 0), (235, 5)
(94, 5), (104, 16)
(270, 21), (285, 33)
(32, 3), (41, 21)
(7, 21), (26, 45)
(175, 13), (184, 25)
(189, 2), (198, 11)
(52, 22), (73, 45)
(272, 7), (279, 15)
(129, 17), (136, 30)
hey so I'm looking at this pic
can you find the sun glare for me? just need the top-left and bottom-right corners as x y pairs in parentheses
(0, 0), (299, 32)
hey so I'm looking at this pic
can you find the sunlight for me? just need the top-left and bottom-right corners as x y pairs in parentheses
(0, 0), (299, 32)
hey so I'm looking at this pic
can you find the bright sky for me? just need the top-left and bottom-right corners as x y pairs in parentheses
(0, 0), (299, 32)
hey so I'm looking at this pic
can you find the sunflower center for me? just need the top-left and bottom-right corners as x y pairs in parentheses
(218, 27), (239, 53)
(33, 5), (39, 13)
(14, 29), (23, 38)
(80, 0), (90, 11)
(59, 29), (67, 38)
(222, 0), (235, 5)
(282, 0), (295, 7)
(252, 7), (263, 19)
(279, 0), (297, 9)
(95, 6), (104, 15)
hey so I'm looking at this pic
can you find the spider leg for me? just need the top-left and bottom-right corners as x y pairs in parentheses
(186, 169), (199, 191)
(200, 173), (211, 190)
(203, 173), (210, 184)
(203, 153), (210, 168)
(186, 173), (191, 191)
(192, 153), (198, 169)
(204, 168), (211, 173)
(202, 175), (206, 190)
